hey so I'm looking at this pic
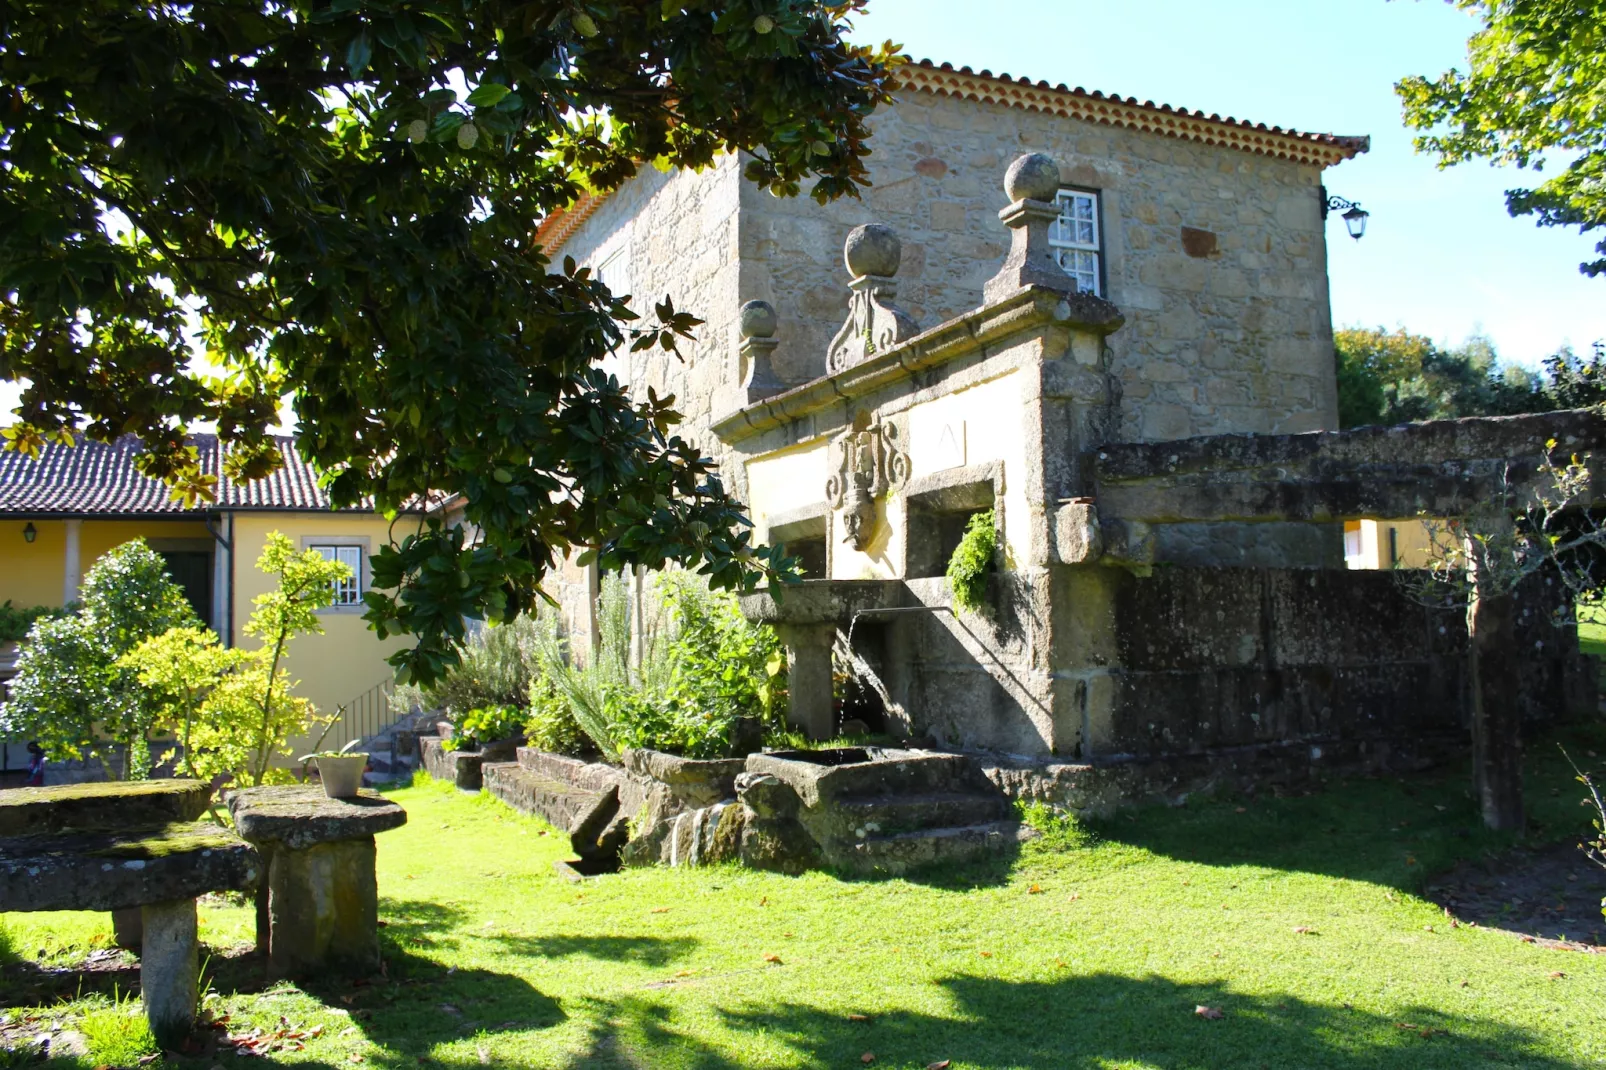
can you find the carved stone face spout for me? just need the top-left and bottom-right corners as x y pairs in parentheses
(826, 414), (908, 554)
(841, 481), (875, 551)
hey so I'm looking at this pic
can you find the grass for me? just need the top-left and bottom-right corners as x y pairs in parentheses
(3, 723), (1605, 1070)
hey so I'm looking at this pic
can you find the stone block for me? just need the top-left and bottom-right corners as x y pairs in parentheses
(228, 786), (406, 851)
(0, 822), (259, 913)
(265, 838), (379, 978)
(0, 779), (210, 837)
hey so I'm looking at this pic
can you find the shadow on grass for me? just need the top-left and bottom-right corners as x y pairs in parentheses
(1083, 723), (1606, 895)
(489, 933), (699, 967)
(545, 971), (1587, 1070)
(379, 898), (471, 952)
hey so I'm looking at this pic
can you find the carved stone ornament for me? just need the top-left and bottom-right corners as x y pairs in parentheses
(825, 415), (910, 551)
(826, 224), (920, 375)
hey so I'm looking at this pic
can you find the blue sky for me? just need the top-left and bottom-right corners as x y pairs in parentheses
(851, 0), (1603, 368)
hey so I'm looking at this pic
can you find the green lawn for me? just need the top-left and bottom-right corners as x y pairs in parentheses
(4, 724), (1605, 1070)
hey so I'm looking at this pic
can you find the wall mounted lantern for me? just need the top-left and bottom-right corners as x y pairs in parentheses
(1320, 185), (1369, 240)
(22, 522), (36, 543)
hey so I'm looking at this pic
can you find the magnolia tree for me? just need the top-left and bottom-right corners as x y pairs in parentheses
(1, 540), (198, 778)
(122, 533), (349, 787)
(0, 1), (901, 684)
(1399, 443), (1606, 830)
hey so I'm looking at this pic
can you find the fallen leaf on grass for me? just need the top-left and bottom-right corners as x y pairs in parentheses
(1195, 1006), (1223, 1020)
(674, 970), (694, 978)
(348, 1056), (365, 1064)
(650, 908), (671, 914)
(759, 897), (768, 907)
(1292, 926), (1316, 935)
(1549, 972), (1567, 980)
(763, 954), (783, 965)
(847, 1014), (872, 1023)
(978, 951), (993, 958)
(927, 1062), (951, 1069)
(1394, 1022), (1445, 1038)
(1067, 893), (1080, 901)
(1234, 807), (1247, 814)
(1027, 883), (1043, 895)
(861, 1054), (875, 1064)
(339, 995), (355, 1006)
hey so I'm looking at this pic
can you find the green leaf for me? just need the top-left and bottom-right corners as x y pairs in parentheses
(345, 30), (372, 76)
(466, 83), (512, 107)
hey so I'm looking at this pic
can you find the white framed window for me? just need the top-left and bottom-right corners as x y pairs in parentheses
(310, 544), (364, 606)
(1049, 188), (1103, 297)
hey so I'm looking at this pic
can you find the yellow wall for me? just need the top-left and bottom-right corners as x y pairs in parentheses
(742, 370), (1027, 581)
(228, 513), (408, 751)
(1343, 518), (1440, 570)
(0, 518), (211, 609)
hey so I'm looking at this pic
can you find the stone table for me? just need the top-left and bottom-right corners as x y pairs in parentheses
(227, 786), (407, 978)
(0, 778), (215, 948)
(0, 819), (260, 1047)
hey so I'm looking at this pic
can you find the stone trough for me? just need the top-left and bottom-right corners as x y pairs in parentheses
(478, 744), (1029, 878)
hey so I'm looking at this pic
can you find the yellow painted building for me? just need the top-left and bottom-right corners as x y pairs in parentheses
(1342, 518), (1440, 570)
(0, 435), (414, 759)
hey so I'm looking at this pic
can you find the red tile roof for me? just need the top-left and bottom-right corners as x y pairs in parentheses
(0, 434), (375, 517)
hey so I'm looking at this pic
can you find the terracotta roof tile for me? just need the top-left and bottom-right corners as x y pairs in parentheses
(0, 434), (373, 516)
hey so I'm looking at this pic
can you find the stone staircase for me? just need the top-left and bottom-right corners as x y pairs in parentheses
(743, 748), (1032, 876)
(356, 709), (437, 787)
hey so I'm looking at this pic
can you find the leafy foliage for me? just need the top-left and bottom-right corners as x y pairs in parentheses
(1560, 748), (1606, 920)
(946, 509), (997, 613)
(414, 615), (547, 718)
(0, 540), (197, 778)
(1397, 0), (1606, 276)
(1334, 327), (1606, 429)
(535, 571), (784, 759)
(0, 600), (67, 643)
(441, 703), (524, 752)
(0, 1), (897, 683)
(524, 672), (587, 756)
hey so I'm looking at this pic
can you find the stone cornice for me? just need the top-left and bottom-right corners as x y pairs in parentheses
(711, 287), (1123, 446)
(900, 61), (1370, 169)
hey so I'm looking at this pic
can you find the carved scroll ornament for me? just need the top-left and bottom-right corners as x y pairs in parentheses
(825, 416), (909, 551)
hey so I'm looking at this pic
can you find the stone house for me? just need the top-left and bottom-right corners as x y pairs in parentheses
(529, 61), (1592, 781)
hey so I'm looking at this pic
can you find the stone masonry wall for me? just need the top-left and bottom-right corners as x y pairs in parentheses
(741, 89), (1340, 442)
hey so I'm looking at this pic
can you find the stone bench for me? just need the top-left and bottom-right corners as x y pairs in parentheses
(0, 807), (259, 1047)
(227, 786), (406, 978)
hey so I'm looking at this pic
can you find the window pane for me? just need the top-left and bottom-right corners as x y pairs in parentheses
(311, 544), (363, 605)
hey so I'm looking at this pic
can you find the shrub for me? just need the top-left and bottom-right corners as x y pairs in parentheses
(525, 673), (586, 755)
(0, 600), (68, 643)
(0, 540), (199, 779)
(442, 703), (524, 751)
(537, 571), (785, 760)
(946, 509), (997, 612)
(426, 615), (544, 717)
(119, 533), (345, 787)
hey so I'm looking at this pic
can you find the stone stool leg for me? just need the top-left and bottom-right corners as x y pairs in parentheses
(268, 837), (379, 978)
(140, 898), (198, 1048)
(112, 907), (143, 951)
(253, 844), (274, 957)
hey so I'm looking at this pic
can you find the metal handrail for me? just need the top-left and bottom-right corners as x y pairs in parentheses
(321, 677), (399, 753)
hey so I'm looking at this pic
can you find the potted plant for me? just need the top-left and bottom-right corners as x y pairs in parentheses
(300, 740), (368, 798)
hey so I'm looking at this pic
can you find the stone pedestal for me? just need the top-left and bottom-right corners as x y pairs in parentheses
(140, 898), (197, 1048)
(227, 786), (406, 979)
(777, 623), (836, 740)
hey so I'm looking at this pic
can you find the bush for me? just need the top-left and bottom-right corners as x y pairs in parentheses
(0, 540), (199, 779)
(425, 615), (544, 717)
(0, 600), (68, 643)
(442, 703), (524, 751)
(537, 571), (785, 760)
(946, 509), (997, 613)
(525, 673), (586, 754)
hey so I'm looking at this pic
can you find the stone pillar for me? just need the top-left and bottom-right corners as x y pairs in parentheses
(267, 837), (380, 977)
(777, 623), (836, 740)
(984, 153), (1078, 304)
(738, 300), (785, 404)
(112, 907), (142, 951)
(62, 519), (82, 603)
(140, 898), (197, 1048)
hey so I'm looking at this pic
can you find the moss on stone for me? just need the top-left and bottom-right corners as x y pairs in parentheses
(84, 823), (243, 861)
(0, 778), (206, 804)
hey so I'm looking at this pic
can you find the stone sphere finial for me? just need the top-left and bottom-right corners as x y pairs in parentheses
(739, 299), (778, 340)
(843, 223), (901, 279)
(1003, 153), (1061, 203)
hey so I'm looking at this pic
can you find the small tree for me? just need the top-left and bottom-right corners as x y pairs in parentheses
(120, 533), (346, 787)
(0, 540), (197, 778)
(1399, 444), (1606, 829)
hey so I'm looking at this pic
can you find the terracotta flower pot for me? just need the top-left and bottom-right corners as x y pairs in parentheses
(315, 754), (368, 799)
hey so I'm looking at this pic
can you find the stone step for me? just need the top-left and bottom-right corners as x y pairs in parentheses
(841, 820), (1033, 876)
(483, 762), (606, 831)
(832, 791), (1011, 837)
(749, 748), (987, 803)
